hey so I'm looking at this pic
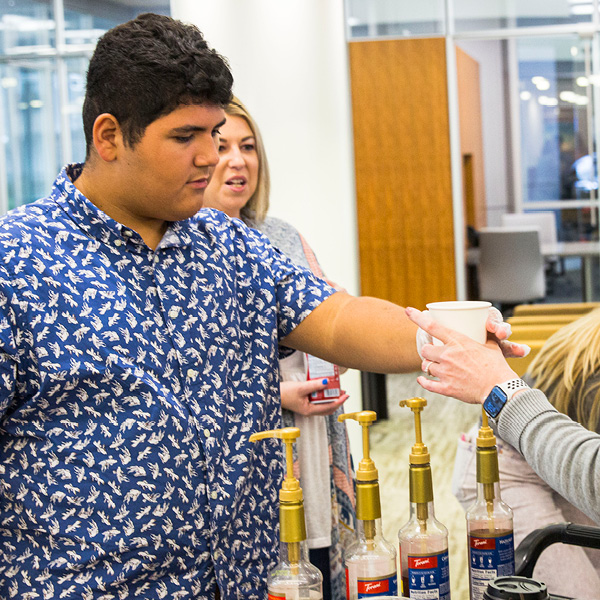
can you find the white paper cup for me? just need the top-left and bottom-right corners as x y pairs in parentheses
(426, 300), (492, 345)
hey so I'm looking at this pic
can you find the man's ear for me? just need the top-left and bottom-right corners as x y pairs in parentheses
(92, 113), (123, 162)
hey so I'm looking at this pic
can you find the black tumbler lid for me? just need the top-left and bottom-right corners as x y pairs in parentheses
(484, 576), (549, 600)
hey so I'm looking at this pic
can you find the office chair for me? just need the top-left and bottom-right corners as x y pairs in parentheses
(478, 227), (546, 312)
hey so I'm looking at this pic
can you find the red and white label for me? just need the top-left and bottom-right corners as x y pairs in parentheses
(408, 555), (438, 570)
(306, 354), (340, 403)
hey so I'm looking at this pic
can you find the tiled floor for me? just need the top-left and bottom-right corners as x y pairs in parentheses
(371, 372), (477, 599)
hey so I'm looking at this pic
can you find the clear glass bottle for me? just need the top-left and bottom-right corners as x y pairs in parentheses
(466, 414), (514, 600)
(268, 539), (323, 600)
(250, 427), (323, 600)
(398, 398), (451, 599)
(340, 411), (398, 598)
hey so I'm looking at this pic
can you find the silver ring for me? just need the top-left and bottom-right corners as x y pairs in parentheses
(423, 360), (433, 376)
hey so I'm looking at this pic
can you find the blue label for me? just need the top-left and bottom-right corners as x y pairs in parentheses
(469, 531), (515, 600)
(406, 550), (451, 599)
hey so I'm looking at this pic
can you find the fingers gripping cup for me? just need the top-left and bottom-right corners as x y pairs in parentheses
(426, 300), (492, 345)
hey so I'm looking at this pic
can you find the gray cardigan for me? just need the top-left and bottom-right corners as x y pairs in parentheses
(498, 388), (600, 524)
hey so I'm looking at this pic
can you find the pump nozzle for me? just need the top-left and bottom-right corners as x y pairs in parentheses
(477, 408), (497, 448)
(250, 427), (302, 503)
(250, 427), (305, 561)
(339, 411), (378, 482)
(400, 398), (433, 524)
(476, 408), (500, 520)
(339, 411), (381, 542)
(399, 398), (430, 465)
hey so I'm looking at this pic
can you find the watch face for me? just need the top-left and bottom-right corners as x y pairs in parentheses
(483, 387), (508, 418)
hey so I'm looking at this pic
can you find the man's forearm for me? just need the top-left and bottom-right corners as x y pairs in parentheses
(282, 292), (421, 373)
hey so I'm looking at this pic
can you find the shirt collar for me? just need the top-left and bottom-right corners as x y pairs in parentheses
(51, 163), (194, 250)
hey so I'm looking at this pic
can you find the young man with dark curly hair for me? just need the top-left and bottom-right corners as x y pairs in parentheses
(0, 13), (520, 599)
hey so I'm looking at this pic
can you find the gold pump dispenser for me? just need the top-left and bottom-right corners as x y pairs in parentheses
(249, 427), (323, 599)
(338, 410), (380, 542)
(465, 409), (515, 600)
(400, 397), (434, 523)
(398, 398), (451, 599)
(338, 411), (398, 598)
(476, 410), (501, 520)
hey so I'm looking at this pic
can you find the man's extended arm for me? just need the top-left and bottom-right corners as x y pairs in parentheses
(281, 291), (421, 374)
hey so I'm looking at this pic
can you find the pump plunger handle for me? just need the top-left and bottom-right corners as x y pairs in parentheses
(250, 427), (301, 495)
(339, 410), (376, 462)
(338, 411), (381, 526)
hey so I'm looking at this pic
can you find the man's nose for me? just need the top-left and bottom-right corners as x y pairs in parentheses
(195, 139), (220, 168)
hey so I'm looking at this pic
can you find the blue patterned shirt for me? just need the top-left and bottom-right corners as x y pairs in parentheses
(0, 165), (336, 599)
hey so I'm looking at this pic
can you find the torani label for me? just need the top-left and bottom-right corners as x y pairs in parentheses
(468, 529), (515, 600)
(403, 550), (451, 599)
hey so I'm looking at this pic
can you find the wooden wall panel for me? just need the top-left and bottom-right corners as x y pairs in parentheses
(457, 47), (487, 231)
(349, 38), (456, 309)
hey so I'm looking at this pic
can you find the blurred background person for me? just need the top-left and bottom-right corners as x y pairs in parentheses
(203, 97), (355, 600)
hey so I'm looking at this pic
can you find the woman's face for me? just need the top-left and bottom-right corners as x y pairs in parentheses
(203, 114), (259, 219)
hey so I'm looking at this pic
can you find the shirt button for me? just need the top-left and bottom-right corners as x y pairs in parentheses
(168, 308), (178, 318)
(203, 429), (210, 438)
(211, 491), (218, 500)
(114, 239), (123, 247)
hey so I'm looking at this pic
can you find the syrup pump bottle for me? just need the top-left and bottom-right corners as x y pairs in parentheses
(398, 398), (451, 599)
(465, 410), (514, 600)
(249, 427), (323, 600)
(338, 411), (398, 598)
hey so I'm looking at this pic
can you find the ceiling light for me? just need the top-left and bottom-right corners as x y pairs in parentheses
(560, 91), (576, 102)
(532, 76), (550, 90)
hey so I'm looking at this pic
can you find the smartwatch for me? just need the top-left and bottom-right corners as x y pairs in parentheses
(483, 378), (530, 419)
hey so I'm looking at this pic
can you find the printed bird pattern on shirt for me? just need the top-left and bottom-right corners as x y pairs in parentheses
(0, 165), (336, 599)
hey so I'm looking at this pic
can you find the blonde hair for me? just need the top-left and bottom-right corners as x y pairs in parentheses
(225, 97), (270, 224)
(527, 308), (600, 431)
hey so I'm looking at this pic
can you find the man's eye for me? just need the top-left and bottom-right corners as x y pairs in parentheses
(175, 136), (193, 143)
(212, 128), (221, 137)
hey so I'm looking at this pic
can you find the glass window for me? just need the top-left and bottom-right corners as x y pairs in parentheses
(63, 2), (170, 46)
(65, 56), (89, 163)
(453, 0), (591, 32)
(345, 0), (445, 38)
(0, 0), (55, 54)
(0, 1), (170, 213)
(517, 35), (597, 239)
(1, 59), (61, 209)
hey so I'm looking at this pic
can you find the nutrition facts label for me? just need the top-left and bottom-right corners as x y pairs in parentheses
(405, 551), (451, 599)
(469, 531), (515, 600)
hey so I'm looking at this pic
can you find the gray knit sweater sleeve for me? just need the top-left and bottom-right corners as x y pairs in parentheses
(498, 388), (600, 524)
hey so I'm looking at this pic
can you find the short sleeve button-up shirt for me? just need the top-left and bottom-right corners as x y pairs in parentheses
(0, 165), (336, 599)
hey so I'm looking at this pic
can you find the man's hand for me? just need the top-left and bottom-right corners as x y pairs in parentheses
(280, 380), (348, 416)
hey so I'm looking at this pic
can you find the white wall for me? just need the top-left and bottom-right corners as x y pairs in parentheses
(171, 0), (364, 452)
